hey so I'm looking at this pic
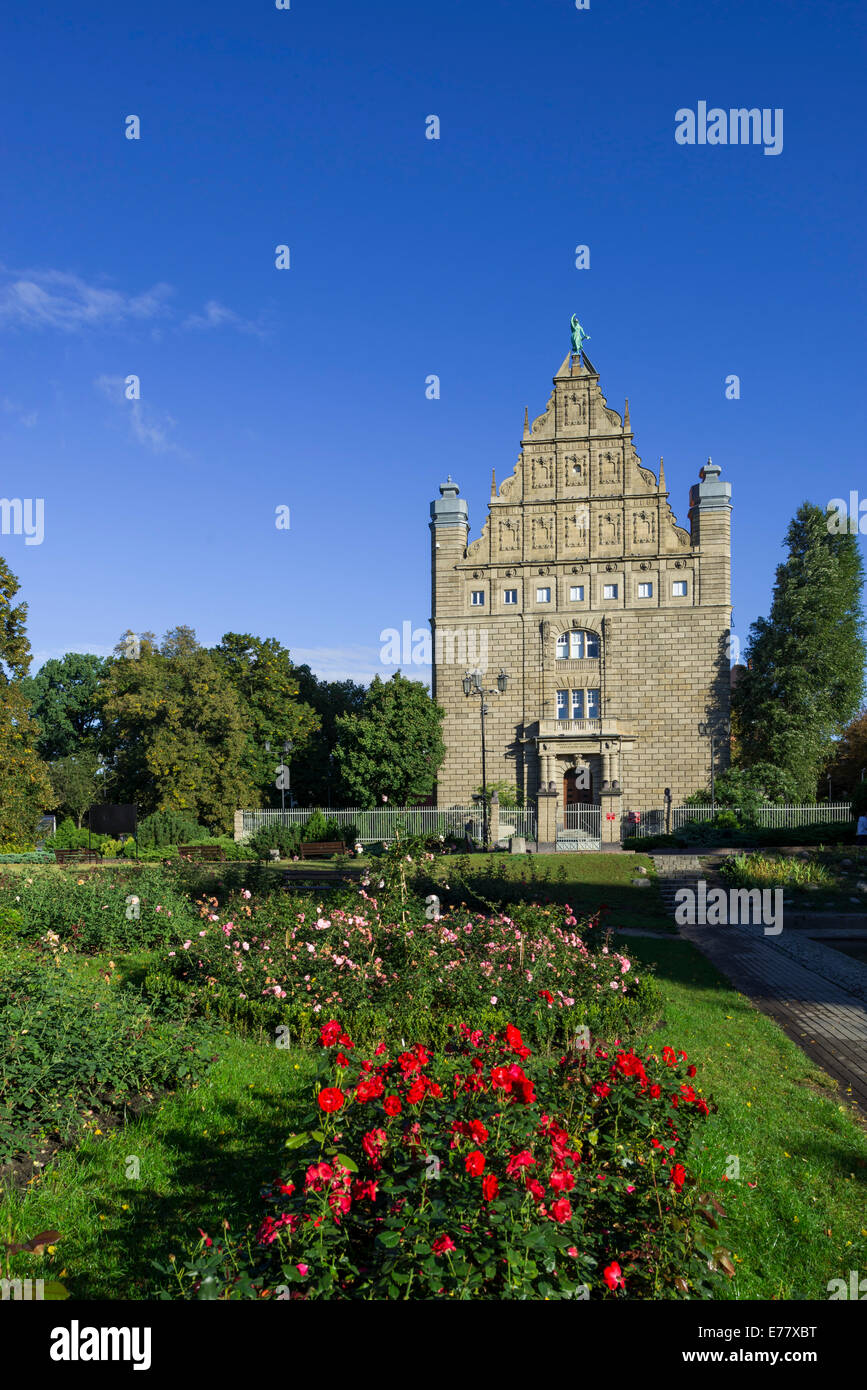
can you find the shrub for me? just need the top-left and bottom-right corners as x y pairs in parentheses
(44, 818), (107, 853)
(301, 810), (330, 843)
(248, 822), (302, 861)
(147, 887), (660, 1049)
(165, 1023), (725, 1300)
(0, 851), (55, 863)
(0, 866), (199, 952)
(0, 942), (217, 1163)
(138, 810), (209, 849)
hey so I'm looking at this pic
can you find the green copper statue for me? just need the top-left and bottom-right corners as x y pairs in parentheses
(570, 314), (589, 357)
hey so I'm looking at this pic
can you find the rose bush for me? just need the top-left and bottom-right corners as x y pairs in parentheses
(145, 886), (659, 1049)
(165, 1021), (729, 1300)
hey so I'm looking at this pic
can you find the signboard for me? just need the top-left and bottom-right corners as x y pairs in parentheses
(87, 804), (137, 836)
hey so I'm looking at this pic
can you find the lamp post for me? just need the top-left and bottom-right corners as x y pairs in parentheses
(266, 738), (294, 813)
(462, 668), (508, 848)
(698, 721), (730, 809)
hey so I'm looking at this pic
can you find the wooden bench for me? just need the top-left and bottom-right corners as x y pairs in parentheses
(299, 841), (346, 860)
(178, 845), (226, 862)
(54, 848), (102, 865)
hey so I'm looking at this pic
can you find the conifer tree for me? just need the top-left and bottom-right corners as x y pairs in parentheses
(734, 503), (865, 799)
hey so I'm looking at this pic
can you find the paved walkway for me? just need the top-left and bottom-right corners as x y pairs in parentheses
(651, 854), (867, 1119)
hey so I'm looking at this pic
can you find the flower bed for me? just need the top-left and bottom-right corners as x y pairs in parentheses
(146, 887), (660, 1048)
(166, 1021), (727, 1300)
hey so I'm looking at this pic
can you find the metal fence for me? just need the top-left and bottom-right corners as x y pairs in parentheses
(623, 802), (852, 839)
(239, 805), (536, 845)
(556, 806), (601, 851)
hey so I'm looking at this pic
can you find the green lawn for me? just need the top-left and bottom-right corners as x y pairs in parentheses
(5, 869), (865, 1302)
(426, 851), (675, 932)
(628, 936), (867, 1299)
(0, 1033), (315, 1300)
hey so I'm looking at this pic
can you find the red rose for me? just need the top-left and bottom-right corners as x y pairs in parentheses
(465, 1149), (485, 1176)
(317, 1087), (344, 1113)
(481, 1173), (499, 1201)
(362, 1128), (387, 1161)
(593, 1082), (611, 1098)
(383, 1094), (402, 1116)
(406, 1079), (426, 1105)
(506, 1149), (535, 1178)
(550, 1198), (572, 1223)
(671, 1162), (687, 1191)
(687, 1064), (697, 1077)
(549, 1168), (575, 1192)
(649, 1083), (662, 1098)
(603, 1261), (625, 1290)
(432, 1234), (456, 1255)
(662, 1046), (677, 1067)
(320, 1020), (343, 1047)
(468, 1119), (489, 1144)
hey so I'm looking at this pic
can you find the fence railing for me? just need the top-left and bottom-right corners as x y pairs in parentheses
(623, 802), (852, 839)
(239, 805), (536, 845)
(556, 806), (602, 850)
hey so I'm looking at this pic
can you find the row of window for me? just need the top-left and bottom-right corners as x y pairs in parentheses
(556, 689), (600, 719)
(470, 581), (688, 606)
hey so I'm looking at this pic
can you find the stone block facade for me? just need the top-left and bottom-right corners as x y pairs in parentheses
(429, 343), (732, 812)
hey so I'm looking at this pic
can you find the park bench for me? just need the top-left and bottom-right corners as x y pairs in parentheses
(54, 848), (102, 865)
(299, 841), (347, 859)
(178, 845), (227, 862)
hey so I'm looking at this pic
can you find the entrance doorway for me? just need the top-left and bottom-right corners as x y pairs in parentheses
(563, 765), (593, 826)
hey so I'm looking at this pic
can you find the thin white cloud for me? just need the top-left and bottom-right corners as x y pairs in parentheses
(183, 299), (266, 337)
(94, 374), (187, 458)
(1, 396), (37, 427)
(0, 267), (172, 332)
(0, 265), (263, 339)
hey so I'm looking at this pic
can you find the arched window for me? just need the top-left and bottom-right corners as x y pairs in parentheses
(556, 629), (600, 660)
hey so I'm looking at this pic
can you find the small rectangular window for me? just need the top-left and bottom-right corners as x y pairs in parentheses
(571, 689), (584, 719)
(587, 688), (600, 719)
(503, 589), (518, 605)
(637, 582), (653, 598)
(556, 689), (568, 718)
(536, 587), (551, 603)
(569, 585), (584, 601)
(603, 584), (618, 600)
(470, 590), (485, 606)
(672, 580), (688, 597)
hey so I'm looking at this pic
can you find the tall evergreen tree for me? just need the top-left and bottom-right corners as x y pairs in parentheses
(0, 555), (52, 842)
(733, 502), (865, 799)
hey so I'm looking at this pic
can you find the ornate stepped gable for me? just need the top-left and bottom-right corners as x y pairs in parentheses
(464, 352), (691, 567)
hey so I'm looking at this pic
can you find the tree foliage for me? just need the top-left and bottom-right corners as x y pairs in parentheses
(291, 665), (367, 805)
(48, 751), (103, 827)
(210, 633), (319, 805)
(733, 503), (866, 800)
(98, 627), (255, 830)
(822, 708), (867, 801)
(334, 672), (445, 806)
(0, 555), (52, 842)
(22, 651), (105, 760)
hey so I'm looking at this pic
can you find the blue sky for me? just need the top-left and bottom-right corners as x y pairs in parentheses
(1, 0), (864, 684)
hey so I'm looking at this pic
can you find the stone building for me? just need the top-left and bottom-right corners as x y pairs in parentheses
(429, 341), (732, 827)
